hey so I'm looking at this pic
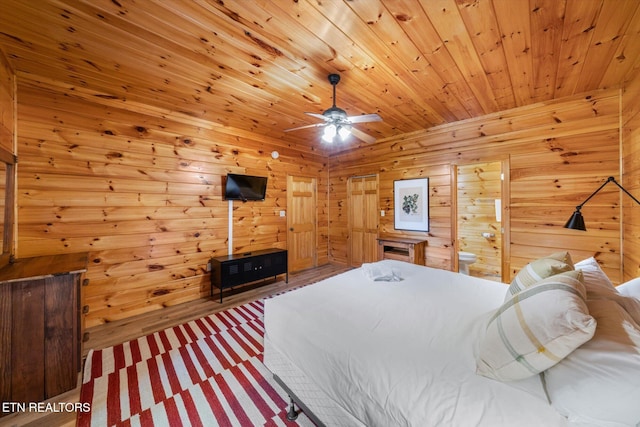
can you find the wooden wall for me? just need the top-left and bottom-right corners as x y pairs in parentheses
(15, 83), (328, 327)
(329, 88), (623, 283)
(622, 75), (640, 281)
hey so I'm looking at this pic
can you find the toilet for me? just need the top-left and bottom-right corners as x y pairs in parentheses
(458, 251), (477, 275)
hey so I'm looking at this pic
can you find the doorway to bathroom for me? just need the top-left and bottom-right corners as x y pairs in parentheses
(455, 160), (509, 282)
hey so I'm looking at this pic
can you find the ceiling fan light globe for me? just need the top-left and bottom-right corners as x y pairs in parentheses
(338, 125), (351, 141)
(323, 124), (337, 142)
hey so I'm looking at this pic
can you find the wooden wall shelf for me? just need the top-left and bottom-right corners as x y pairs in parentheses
(377, 236), (427, 266)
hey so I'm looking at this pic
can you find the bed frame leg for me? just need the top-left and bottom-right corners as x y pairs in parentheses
(286, 396), (299, 421)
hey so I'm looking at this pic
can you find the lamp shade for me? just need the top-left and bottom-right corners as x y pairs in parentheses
(564, 209), (586, 231)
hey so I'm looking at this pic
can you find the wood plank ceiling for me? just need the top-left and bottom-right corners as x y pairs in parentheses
(1, 0), (639, 154)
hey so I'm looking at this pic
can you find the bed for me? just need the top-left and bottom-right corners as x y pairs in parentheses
(263, 257), (640, 427)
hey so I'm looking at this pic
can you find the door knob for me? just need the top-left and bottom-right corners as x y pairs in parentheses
(289, 227), (294, 231)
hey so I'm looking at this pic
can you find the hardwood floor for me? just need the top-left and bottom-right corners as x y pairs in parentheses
(0, 263), (351, 427)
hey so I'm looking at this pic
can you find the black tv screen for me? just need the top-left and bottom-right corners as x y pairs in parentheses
(224, 173), (268, 201)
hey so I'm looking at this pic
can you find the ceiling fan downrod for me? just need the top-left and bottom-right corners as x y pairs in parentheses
(328, 73), (340, 108)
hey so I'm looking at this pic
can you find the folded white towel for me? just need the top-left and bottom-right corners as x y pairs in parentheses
(361, 262), (403, 282)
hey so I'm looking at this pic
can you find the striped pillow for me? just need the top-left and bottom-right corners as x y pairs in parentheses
(506, 251), (574, 300)
(477, 270), (596, 381)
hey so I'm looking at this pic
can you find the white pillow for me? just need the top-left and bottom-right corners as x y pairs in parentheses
(574, 257), (617, 295)
(577, 264), (640, 326)
(544, 298), (640, 427)
(477, 270), (596, 381)
(617, 277), (640, 300)
(505, 251), (574, 300)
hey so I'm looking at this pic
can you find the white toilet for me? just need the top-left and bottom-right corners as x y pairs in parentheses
(458, 251), (477, 275)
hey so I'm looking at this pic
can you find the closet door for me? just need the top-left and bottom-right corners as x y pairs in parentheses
(349, 175), (379, 266)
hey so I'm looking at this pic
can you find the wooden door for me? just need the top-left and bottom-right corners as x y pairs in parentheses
(287, 175), (316, 272)
(349, 175), (379, 266)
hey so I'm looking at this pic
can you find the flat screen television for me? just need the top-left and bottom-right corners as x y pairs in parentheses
(224, 173), (268, 201)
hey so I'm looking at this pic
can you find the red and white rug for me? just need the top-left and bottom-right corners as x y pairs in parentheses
(78, 300), (313, 426)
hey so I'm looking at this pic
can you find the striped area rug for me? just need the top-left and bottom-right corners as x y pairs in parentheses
(78, 299), (312, 426)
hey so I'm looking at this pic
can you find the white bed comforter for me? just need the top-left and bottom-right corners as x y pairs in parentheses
(264, 260), (572, 427)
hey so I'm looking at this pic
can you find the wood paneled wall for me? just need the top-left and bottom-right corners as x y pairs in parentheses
(622, 75), (640, 281)
(329, 89), (623, 282)
(16, 83), (328, 327)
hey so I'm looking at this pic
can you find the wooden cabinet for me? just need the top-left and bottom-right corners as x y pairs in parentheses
(210, 249), (288, 302)
(377, 236), (428, 265)
(0, 253), (88, 407)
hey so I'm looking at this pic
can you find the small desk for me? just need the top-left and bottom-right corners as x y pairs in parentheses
(377, 236), (427, 266)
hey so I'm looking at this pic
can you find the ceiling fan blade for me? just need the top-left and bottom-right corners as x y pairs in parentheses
(304, 112), (330, 121)
(350, 127), (376, 144)
(284, 122), (326, 132)
(346, 113), (382, 124)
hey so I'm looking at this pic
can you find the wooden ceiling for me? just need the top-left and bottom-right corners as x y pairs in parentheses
(1, 0), (639, 154)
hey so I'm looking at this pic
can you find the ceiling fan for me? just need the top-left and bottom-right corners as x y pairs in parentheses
(284, 74), (382, 144)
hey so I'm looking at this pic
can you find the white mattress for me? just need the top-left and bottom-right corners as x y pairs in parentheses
(264, 260), (572, 427)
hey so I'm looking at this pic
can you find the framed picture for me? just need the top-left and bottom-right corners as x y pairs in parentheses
(394, 178), (429, 231)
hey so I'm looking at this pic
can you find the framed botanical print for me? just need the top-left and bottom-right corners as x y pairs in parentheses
(394, 178), (429, 231)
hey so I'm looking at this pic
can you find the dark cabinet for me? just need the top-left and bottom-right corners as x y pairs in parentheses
(210, 249), (288, 302)
(0, 253), (88, 409)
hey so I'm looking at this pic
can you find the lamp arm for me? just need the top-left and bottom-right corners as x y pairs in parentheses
(565, 176), (639, 232)
(609, 177), (640, 206)
(576, 177), (615, 209)
(577, 176), (640, 209)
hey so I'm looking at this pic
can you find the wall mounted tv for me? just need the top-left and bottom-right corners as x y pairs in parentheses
(224, 173), (268, 201)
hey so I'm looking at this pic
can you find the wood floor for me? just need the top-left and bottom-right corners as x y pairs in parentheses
(0, 263), (351, 427)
